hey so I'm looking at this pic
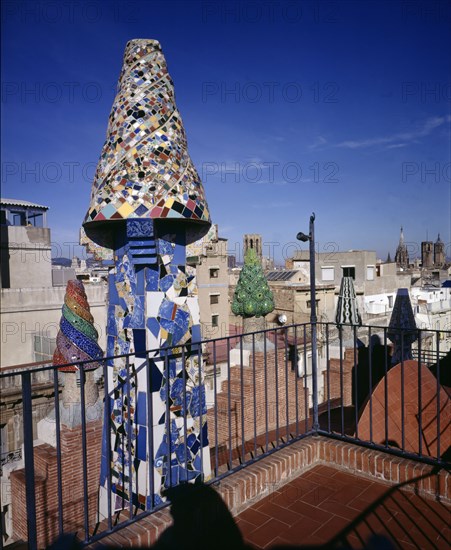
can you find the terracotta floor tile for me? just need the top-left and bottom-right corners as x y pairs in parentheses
(260, 503), (303, 527)
(318, 499), (362, 521)
(237, 517), (258, 538)
(288, 499), (331, 524)
(313, 464), (337, 475)
(270, 487), (307, 508)
(344, 532), (366, 549)
(311, 514), (350, 540)
(264, 535), (297, 547)
(239, 507), (272, 527)
(245, 517), (288, 549)
(279, 514), (322, 545)
(287, 476), (320, 496)
(351, 482), (390, 504)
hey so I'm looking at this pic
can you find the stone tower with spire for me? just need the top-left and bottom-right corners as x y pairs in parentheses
(421, 240), (434, 268)
(434, 234), (445, 267)
(394, 227), (409, 269)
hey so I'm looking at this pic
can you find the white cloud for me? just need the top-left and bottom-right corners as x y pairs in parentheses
(335, 115), (451, 150)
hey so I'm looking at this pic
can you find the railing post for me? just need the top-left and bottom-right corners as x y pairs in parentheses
(21, 371), (37, 550)
(309, 214), (319, 432)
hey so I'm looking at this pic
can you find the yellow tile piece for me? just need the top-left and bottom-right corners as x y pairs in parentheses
(117, 202), (134, 217)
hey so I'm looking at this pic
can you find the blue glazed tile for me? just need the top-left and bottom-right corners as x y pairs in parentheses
(147, 317), (160, 337)
(149, 360), (163, 392)
(171, 323), (186, 345)
(129, 295), (145, 328)
(190, 438), (200, 456)
(136, 391), (147, 426)
(137, 427), (147, 461)
(155, 438), (168, 462)
(174, 308), (189, 332)
(117, 338), (130, 355)
(158, 240), (173, 256)
(160, 317), (175, 336)
(193, 455), (202, 471)
(160, 274), (174, 292)
(148, 494), (163, 509)
(135, 268), (145, 294)
(158, 299), (175, 320)
(133, 329), (146, 357)
(169, 422), (179, 448)
(191, 324), (201, 342)
(175, 444), (190, 463)
(170, 378), (184, 405)
(108, 277), (119, 304)
(145, 268), (159, 291)
(189, 385), (207, 417)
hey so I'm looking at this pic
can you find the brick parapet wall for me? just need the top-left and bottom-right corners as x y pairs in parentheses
(207, 350), (308, 452)
(11, 419), (103, 548)
(322, 356), (354, 407)
(85, 436), (450, 548)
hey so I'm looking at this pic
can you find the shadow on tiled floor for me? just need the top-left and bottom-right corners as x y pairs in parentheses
(236, 465), (450, 549)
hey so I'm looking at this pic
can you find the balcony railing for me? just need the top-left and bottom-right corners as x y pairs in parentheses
(0, 323), (449, 549)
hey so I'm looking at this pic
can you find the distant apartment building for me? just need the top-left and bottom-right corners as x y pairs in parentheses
(0, 199), (52, 289)
(265, 269), (336, 326)
(0, 199), (107, 368)
(412, 285), (451, 329)
(187, 224), (229, 340)
(288, 249), (411, 326)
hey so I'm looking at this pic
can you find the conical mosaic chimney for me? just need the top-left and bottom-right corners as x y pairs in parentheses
(83, 39), (210, 249)
(87, 40), (212, 516)
(53, 280), (103, 372)
(53, 279), (103, 409)
(387, 288), (417, 365)
(335, 276), (362, 326)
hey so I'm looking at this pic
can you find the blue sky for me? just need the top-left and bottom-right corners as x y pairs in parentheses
(2, 0), (450, 264)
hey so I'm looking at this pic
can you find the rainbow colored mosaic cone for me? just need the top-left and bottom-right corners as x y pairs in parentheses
(53, 280), (103, 372)
(83, 39), (211, 248)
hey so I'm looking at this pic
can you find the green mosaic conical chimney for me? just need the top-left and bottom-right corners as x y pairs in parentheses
(232, 248), (274, 318)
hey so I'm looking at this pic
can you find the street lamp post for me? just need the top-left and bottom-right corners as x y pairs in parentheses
(297, 213), (319, 432)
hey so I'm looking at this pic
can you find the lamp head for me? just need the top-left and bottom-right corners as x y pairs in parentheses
(296, 232), (310, 242)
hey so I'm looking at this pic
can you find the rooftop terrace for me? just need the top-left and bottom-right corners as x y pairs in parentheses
(0, 323), (449, 549)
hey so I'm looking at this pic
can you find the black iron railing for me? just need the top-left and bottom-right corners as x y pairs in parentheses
(0, 323), (449, 549)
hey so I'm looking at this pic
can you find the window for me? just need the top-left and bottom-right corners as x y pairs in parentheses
(11, 211), (26, 226)
(306, 299), (320, 309)
(209, 268), (219, 279)
(211, 314), (219, 327)
(210, 294), (219, 305)
(342, 266), (355, 279)
(33, 334), (56, 363)
(388, 295), (393, 308)
(321, 267), (334, 281)
(366, 266), (375, 281)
